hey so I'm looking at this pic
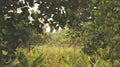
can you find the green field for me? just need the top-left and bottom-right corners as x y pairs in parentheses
(4, 45), (118, 67)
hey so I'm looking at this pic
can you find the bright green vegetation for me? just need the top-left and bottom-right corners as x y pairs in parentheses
(2, 30), (120, 67)
(5, 45), (116, 67)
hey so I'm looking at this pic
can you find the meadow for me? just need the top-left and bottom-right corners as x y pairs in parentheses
(0, 30), (117, 67)
(3, 31), (119, 67)
(5, 45), (115, 67)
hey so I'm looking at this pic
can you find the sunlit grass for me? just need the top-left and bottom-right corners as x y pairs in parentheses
(16, 45), (91, 67)
(14, 45), (118, 67)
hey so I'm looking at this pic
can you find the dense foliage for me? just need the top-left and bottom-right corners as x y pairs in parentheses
(0, 0), (120, 66)
(68, 0), (120, 65)
(0, 0), (81, 64)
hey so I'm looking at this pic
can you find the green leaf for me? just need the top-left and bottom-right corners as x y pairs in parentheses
(32, 54), (44, 67)
(91, 0), (97, 4)
(18, 52), (29, 67)
(113, 34), (120, 40)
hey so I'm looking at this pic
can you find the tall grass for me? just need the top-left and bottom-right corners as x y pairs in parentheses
(5, 45), (119, 67)
(15, 45), (91, 67)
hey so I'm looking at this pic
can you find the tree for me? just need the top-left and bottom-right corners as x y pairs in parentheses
(0, 0), (82, 64)
(68, 0), (120, 66)
(1, 0), (119, 66)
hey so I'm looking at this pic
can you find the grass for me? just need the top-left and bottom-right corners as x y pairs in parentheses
(5, 45), (120, 67)
(14, 45), (91, 67)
